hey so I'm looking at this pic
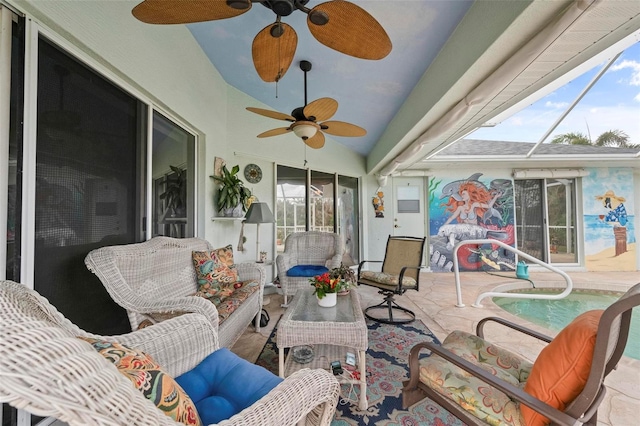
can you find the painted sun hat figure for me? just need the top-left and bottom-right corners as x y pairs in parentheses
(595, 189), (627, 226)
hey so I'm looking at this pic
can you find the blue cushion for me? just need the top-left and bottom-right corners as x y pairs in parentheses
(287, 264), (329, 277)
(176, 348), (283, 424)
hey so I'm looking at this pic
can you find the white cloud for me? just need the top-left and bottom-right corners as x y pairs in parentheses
(545, 101), (569, 109)
(610, 59), (640, 86)
(635, 92), (640, 102)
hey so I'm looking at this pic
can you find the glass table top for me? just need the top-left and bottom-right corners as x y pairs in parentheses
(291, 289), (356, 323)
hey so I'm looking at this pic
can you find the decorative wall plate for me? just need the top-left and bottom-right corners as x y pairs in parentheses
(244, 163), (262, 183)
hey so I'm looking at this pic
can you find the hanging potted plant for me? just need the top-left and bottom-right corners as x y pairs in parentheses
(160, 165), (187, 217)
(211, 164), (252, 217)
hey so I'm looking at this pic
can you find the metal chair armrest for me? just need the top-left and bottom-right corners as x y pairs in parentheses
(476, 316), (553, 343)
(397, 265), (423, 292)
(357, 260), (383, 277)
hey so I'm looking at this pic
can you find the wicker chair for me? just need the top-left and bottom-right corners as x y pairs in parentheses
(276, 231), (344, 306)
(402, 283), (640, 426)
(357, 235), (425, 324)
(0, 280), (340, 425)
(85, 236), (264, 348)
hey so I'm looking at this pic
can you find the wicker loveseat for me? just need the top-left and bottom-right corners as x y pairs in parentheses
(85, 236), (264, 348)
(0, 280), (340, 425)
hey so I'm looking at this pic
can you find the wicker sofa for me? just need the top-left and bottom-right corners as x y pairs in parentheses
(85, 236), (264, 348)
(0, 280), (340, 425)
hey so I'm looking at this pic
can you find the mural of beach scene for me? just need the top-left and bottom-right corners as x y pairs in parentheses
(428, 173), (515, 273)
(582, 168), (636, 271)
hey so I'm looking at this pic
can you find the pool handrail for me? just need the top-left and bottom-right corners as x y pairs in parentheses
(452, 238), (573, 307)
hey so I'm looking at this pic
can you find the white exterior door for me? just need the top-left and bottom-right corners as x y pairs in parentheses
(393, 177), (425, 238)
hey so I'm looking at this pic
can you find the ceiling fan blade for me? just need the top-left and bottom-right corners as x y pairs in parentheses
(253, 22), (297, 82)
(305, 131), (325, 149)
(132, 0), (250, 24)
(246, 107), (295, 122)
(257, 127), (292, 138)
(307, 1), (391, 60)
(303, 97), (338, 122)
(321, 121), (367, 137)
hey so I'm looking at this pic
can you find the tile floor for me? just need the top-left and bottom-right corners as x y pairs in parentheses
(232, 271), (640, 426)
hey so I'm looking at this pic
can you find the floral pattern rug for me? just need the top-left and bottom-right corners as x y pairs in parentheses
(255, 319), (465, 426)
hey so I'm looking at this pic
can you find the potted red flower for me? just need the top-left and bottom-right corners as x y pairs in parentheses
(309, 272), (339, 307)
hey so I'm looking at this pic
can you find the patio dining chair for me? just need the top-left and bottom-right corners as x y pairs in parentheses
(0, 280), (340, 426)
(402, 282), (640, 426)
(357, 235), (426, 324)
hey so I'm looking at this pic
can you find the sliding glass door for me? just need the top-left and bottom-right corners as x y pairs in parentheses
(276, 165), (359, 264)
(34, 36), (141, 335)
(515, 178), (578, 264)
(152, 111), (195, 238)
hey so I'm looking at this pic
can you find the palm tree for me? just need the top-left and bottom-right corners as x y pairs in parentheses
(550, 132), (591, 145)
(551, 129), (638, 148)
(594, 130), (636, 148)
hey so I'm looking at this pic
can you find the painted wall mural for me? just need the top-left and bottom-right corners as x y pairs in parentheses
(583, 168), (636, 271)
(429, 173), (515, 272)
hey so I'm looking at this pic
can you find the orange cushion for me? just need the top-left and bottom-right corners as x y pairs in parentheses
(522, 310), (603, 426)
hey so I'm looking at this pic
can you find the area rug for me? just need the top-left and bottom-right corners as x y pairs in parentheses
(255, 319), (465, 426)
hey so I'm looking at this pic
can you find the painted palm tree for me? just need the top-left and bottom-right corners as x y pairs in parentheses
(551, 129), (638, 148)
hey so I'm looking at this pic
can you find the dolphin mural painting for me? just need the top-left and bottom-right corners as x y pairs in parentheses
(439, 173), (483, 201)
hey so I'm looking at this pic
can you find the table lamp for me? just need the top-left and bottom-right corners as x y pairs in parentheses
(244, 202), (275, 262)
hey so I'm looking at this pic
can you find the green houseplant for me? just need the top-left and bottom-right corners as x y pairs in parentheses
(211, 164), (252, 217)
(329, 263), (357, 294)
(160, 165), (186, 217)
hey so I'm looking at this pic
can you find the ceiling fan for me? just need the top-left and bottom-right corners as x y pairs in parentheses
(246, 60), (366, 149)
(132, 0), (392, 82)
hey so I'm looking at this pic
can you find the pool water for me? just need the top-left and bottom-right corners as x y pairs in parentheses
(493, 289), (640, 360)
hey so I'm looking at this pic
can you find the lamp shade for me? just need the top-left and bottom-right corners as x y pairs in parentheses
(244, 202), (275, 224)
(291, 121), (318, 140)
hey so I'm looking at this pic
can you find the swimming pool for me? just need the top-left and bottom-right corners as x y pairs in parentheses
(493, 289), (640, 360)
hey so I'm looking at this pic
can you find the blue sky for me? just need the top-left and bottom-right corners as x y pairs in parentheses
(470, 41), (640, 146)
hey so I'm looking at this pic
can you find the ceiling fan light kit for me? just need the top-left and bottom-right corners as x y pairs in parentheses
(291, 121), (319, 140)
(132, 0), (391, 82)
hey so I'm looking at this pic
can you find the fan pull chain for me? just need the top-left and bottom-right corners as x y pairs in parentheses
(304, 144), (308, 167)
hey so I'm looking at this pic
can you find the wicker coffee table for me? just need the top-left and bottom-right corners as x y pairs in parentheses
(277, 288), (368, 410)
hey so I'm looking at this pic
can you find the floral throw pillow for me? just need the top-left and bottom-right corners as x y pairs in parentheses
(192, 247), (239, 297)
(80, 337), (201, 426)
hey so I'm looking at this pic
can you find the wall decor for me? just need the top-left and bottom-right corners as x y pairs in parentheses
(372, 191), (384, 218)
(244, 163), (263, 184)
(429, 173), (515, 273)
(583, 168), (636, 271)
(214, 157), (226, 178)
